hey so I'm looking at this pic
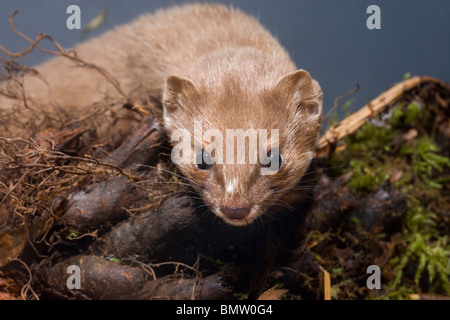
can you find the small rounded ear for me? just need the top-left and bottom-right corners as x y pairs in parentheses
(163, 75), (199, 130)
(274, 69), (323, 120)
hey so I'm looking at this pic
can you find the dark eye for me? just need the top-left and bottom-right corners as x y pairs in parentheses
(261, 151), (284, 170)
(195, 149), (213, 171)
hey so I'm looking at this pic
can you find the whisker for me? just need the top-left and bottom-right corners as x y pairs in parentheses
(135, 163), (197, 181)
(152, 181), (197, 188)
(272, 198), (294, 211)
(283, 186), (318, 191)
(263, 209), (284, 226)
(193, 204), (210, 212)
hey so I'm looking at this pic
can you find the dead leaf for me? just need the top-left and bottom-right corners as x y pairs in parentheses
(319, 266), (331, 300)
(257, 286), (288, 300)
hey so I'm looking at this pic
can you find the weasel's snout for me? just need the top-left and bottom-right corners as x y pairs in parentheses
(220, 206), (251, 221)
(217, 180), (257, 225)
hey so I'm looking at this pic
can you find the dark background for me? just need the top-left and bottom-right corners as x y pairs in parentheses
(1, 0), (449, 117)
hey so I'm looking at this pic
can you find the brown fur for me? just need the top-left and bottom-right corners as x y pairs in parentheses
(0, 4), (322, 225)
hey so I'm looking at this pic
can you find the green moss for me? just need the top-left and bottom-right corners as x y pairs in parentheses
(383, 282), (415, 300)
(385, 135), (450, 297)
(347, 159), (390, 192)
(67, 232), (78, 240)
(404, 102), (421, 126)
(233, 292), (249, 300)
(108, 257), (121, 264)
(388, 104), (405, 128)
(330, 121), (395, 179)
(403, 72), (412, 81)
(384, 136), (449, 297)
(408, 137), (450, 189)
(388, 198), (450, 292)
(327, 95), (450, 299)
(389, 102), (429, 128)
(330, 286), (341, 300)
(350, 122), (396, 153)
(199, 254), (229, 270)
(331, 267), (344, 279)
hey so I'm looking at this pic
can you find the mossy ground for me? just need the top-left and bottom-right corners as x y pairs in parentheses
(306, 80), (449, 299)
(1, 71), (448, 299)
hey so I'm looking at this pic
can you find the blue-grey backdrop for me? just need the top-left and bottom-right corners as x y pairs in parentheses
(1, 0), (449, 118)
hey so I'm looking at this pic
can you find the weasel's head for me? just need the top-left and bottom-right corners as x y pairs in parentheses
(162, 70), (322, 226)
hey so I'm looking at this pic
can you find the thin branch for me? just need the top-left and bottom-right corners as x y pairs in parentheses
(0, 9), (133, 105)
(316, 76), (448, 157)
(322, 83), (360, 124)
(12, 258), (39, 300)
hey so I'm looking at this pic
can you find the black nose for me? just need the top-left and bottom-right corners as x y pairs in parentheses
(221, 207), (251, 220)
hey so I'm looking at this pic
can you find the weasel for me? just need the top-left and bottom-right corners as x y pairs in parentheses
(0, 4), (322, 226)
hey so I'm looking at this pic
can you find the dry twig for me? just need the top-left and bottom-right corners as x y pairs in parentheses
(316, 76), (448, 157)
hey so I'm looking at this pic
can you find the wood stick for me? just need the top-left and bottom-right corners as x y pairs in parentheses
(316, 76), (448, 157)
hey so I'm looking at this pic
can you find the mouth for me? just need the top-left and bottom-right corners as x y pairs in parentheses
(215, 208), (259, 226)
(224, 217), (251, 226)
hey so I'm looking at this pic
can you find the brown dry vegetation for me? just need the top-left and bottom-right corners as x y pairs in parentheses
(0, 13), (449, 300)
